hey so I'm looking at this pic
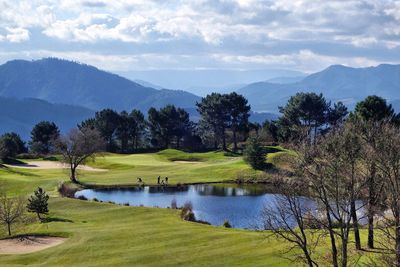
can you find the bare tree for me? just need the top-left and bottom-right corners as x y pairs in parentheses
(263, 181), (320, 267)
(0, 193), (25, 235)
(55, 127), (105, 183)
(295, 125), (365, 267)
(374, 123), (400, 266)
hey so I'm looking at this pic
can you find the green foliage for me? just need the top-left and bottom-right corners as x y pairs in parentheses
(0, 132), (26, 160)
(94, 109), (120, 151)
(30, 121), (60, 154)
(27, 187), (49, 221)
(148, 105), (193, 149)
(354, 95), (396, 122)
(243, 137), (266, 170)
(223, 220), (232, 228)
(196, 92), (250, 150)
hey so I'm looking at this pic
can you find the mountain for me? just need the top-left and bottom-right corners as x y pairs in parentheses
(238, 64), (400, 112)
(266, 76), (305, 84)
(133, 79), (164, 90)
(0, 97), (94, 140)
(0, 58), (200, 112)
(118, 69), (305, 95)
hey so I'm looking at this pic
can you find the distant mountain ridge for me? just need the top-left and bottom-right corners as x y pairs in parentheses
(0, 58), (200, 111)
(0, 97), (94, 140)
(238, 64), (400, 112)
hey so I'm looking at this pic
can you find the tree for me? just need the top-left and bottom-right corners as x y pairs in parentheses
(55, 127), (105, 183)
(227, 92), (251, 151)
(278, 92), (330, 142)
(353, 95), (396, 249)
(328, 101), (348, 126)
(148, 105), (192, 149)
(116, 111), (132, 153)
(295, 125), (365, 266)
(94, 109), (120, 151)
(129, 109), (146, 150)
(263, 181), (319, 267)
(30, 121), (59, 154)
(243, 136), (266, 170)
(354, 95), (395, 122)
(0, 132), (26, 160)
(374, 123), (400, 266)
(0, 193), (25, 235)
(197, 93), (230, 150)
(26, 187), (49, 221)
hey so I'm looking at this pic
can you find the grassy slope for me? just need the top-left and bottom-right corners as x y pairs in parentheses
(0, 149), (371, 266)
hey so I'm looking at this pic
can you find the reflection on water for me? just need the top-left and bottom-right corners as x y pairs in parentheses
(75, 184), (360, 229)
(75, 184), (277, 229)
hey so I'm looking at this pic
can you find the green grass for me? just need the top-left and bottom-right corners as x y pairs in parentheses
(81, 149), (255, 185)
(0, 148), (375, 266)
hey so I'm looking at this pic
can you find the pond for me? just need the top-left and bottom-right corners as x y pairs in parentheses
(75, 184), (302, 229)
(75, 184), (367, 230)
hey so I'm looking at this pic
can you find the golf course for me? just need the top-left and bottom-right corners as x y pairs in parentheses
(0, 148), (296, 266)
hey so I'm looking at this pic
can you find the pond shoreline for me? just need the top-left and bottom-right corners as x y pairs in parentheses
(58, 179), (279, 198)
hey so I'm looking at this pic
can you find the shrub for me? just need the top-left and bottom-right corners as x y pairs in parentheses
(124, 203), (130, 206)
(180, 201), (196, 222)
(223, 220), (232, 228)
(93, 198), (99, 202)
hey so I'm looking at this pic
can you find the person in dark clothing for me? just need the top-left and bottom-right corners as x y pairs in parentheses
(157, 176), (160, 184)
(137, 177), (142, 183)
(165, 177), (168, 184)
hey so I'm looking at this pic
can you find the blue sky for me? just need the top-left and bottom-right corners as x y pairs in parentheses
(1, 0), (400, 73)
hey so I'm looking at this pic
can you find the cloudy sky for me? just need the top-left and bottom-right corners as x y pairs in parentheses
(1, 0), (400, 73)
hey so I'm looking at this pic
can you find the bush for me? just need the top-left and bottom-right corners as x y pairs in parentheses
(243, 136), (266, 170)
(180, 201), (196, 222)
(223, 220), (232, 228)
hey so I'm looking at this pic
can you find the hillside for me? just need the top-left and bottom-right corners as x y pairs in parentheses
(238, 64), (400, 112)
(0, 97), (94, 140)
(0, 58), (200, 111)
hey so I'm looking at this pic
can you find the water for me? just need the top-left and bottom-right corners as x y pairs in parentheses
(74, 184), (364, 229)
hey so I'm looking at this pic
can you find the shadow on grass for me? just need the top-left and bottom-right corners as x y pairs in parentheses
(0, 165), (39, 177)
(42, 217), (74, 223)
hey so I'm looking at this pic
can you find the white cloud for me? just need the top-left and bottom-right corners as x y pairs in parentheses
(5, 27), (30, 42)
(0, 0), (399, 71)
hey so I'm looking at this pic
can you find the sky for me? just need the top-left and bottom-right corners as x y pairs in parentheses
(1, 0), (400, 74)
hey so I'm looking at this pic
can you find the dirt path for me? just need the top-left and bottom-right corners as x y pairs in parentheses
(0, 236), (66, 254)
(5, 161), (107, 172)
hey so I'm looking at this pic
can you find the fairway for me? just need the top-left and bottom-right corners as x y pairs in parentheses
(0, 149), (290, 266)
(0, 149), (375, 266)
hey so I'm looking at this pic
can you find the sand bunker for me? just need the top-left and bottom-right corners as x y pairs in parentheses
(173, 161), (202, 164)
(6, 161), (107, 172)
(0, 236), (66, 254)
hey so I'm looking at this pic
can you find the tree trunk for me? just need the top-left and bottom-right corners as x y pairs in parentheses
(326, 209), (339, 267)
(7, 222), (11, 236)
(368, 164), (376, 249)
(351, 201), (361, 250)
(222, 128), (227, 151)
(37, 212), (42, 221)
(341, 235), (348, 267)
(396, 213), (400, 267)
(70, 166), (78, 183)
(302, 246), (315, 267)
(233, 129), (237, 152)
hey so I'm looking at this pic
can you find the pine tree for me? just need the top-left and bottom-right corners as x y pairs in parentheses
(27, 187), (49, 221)
(243, 136), (266, 170)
